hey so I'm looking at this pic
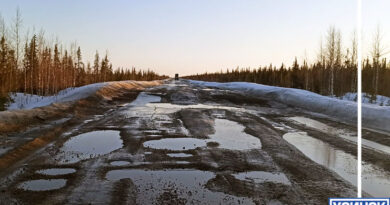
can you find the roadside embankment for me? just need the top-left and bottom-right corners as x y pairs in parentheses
(189, 80), (390, 133)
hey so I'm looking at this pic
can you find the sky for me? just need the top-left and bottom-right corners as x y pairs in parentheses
(0, 0), (387, 76)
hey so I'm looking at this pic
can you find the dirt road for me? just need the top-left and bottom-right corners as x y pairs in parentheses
(1, 79), (389, 204)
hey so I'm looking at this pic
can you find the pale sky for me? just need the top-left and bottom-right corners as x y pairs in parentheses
(0, 0), (386, 76)
(362, 0), (390, 60)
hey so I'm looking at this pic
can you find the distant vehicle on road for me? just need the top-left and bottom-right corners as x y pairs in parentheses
(175, 74), (179, 80)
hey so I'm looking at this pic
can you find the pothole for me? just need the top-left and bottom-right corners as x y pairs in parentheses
(175, 161), (190, 164)
(288, 116), (390, 156)
(110, 161), (131, 166)
(143, 138), (207, 151)
(123, 92), (243, 118)
(207, 119), (262, 151)
(283, 131), (390, 197)
(18, 179), (67, 191)
(143, 119), (261, 152)
(36, 168), (76, 176)
(105, 169), (254, 204)
(129, 92), (162, 106)
(56, 130), (123, 163)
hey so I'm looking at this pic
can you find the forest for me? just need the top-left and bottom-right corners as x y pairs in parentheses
(1, 9), (389, 111)
(185, 27), (390, 101)
(0, 9), (167, 110)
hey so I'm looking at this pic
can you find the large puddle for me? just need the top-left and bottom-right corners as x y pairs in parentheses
(123, 93), (243, 118)
(36, 168), (76, 176)
(143, 119), (261, 151)
(283, 132), (390, 197)
(233, 171), (291, 185)
(56, 130), (123, 163)
(208, 119), (262, 151)
(110, 161), (131, 166)
(129, 92), (162, 107)
(105, 169), (254, 204)
(18, 179), (67, 191)
(143, 138), (207, 151)
(288, 116), (390, 155)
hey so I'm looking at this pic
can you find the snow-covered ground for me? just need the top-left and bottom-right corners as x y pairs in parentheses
(6, 83), (107, 110)
(337, 92), (390, 106)
(189, 80), (390, 133)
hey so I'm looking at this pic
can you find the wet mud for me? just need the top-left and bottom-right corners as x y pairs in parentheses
(0, 79), (388, 204)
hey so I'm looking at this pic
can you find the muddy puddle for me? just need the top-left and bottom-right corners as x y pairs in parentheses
(110, 161), (131, 166)
(123, 92), (244, 118)
(56, 130), (123, 163)
(208, 119), (262, 150)
(106, 169), (254, 204)
(0, 147), (12, 156)
(143, 138), (207, 151)
(288, 116), (390, 155)
(146, 103), (243, 115)
(36, 168), (76, 175)
(143, 119), (261, 152)
(233, 171), (291, 185)
(175, 161), (190, 164)
(18, 179), (67, 191)
(284, 132), (390, 197)
(129, 92), (162, 106)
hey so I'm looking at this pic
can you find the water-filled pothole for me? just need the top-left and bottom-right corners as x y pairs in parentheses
(18, 179), (67, 191)
(233, 171), (291, 185)
(56, 130), (123, 163)
(167, 153), (193, 158)
(129, 92), (162, 106)
(110, 161), (131, 166)
(105, 169), (254, 204)
(123, 93), (243, 118)
(283, 132), (390, 197)
(174, 161), (190, 164)
(208, 119), (262, 150)
(36, 168), (76, 176)
(143, 138), (207, 151)
(288, 116), (390, 155)
(143, 119), (261, 151)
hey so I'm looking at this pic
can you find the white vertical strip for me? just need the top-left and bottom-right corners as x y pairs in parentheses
(357, 0), (363, 198)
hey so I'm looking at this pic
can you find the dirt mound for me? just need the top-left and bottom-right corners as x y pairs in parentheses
(0, 81), (161, 172)
(0, 81), (162, 134)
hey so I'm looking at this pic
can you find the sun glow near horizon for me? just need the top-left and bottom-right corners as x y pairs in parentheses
(0, 0), (387, 76)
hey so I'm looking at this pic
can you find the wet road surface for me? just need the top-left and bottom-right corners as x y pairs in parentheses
(0, 80), (389, 204)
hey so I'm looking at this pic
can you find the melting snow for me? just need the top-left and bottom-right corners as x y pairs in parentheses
(7, 83), (106, 110)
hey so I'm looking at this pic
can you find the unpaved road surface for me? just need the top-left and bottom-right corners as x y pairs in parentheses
(1, 79), (389, 204)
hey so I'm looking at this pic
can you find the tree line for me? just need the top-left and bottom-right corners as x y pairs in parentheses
(185, 26), (390, 101)
(0, 9), (167, 109)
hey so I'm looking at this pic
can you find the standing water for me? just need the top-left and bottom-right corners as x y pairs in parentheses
(56, 130), (123, 163)
(18, 179), (67, 191)
(288, 116), (390, 155)
(283, 132), (390, 197)
(105, 169), (254, 204)
(207, 119), (262, 151)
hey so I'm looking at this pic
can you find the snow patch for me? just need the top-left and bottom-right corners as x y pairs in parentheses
(337, 92), (390, 106)
(189, 80), (390, 132)
(7, 83), (107, 110)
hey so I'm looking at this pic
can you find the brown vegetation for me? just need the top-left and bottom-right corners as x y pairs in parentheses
(0, 9), (167, 110)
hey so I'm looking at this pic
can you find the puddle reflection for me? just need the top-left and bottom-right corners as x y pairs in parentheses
(18, 179), (67, 191)
(106, 169), (254, 204)
(283, 132), (390, 197)
(56, 130), (123, 163)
